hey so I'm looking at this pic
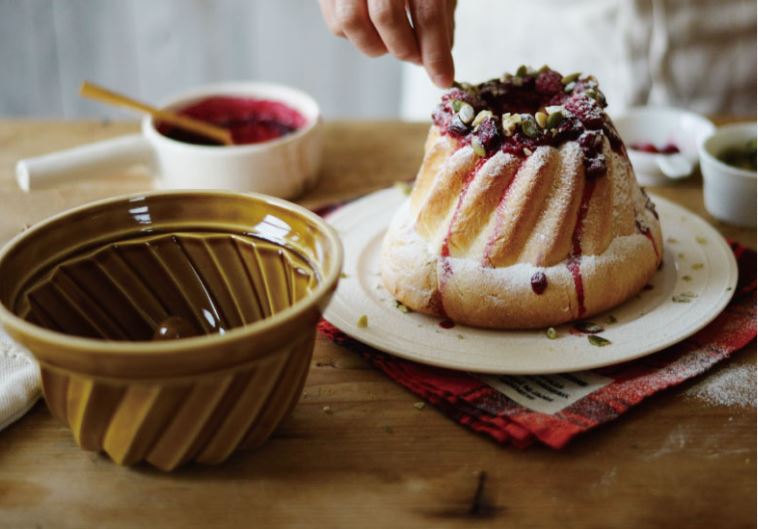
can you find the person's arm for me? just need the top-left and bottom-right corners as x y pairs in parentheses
(318, 0), (456, 87)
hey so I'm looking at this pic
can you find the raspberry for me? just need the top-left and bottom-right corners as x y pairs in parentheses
(565, 95), (604, 128)
(535, 70), (563, 95)
(530, 271), (548, 294)
(474, 117), (501, 154)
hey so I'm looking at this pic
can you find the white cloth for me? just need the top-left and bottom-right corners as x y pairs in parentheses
(0, 326), (41, 431)
(401, 0), (757, 120)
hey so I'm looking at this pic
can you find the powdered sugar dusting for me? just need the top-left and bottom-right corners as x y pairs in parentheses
(685, 364), (757, 408)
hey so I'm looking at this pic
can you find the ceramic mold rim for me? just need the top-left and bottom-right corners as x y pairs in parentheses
(0, 189), (343, 356)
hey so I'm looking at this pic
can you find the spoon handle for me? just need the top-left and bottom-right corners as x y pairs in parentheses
(80, 82), (234, 146)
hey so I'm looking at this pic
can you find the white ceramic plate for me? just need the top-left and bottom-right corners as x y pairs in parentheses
(324, 188), (738, 374)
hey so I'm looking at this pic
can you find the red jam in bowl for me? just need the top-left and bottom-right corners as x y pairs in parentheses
(157, 96), (307, 146)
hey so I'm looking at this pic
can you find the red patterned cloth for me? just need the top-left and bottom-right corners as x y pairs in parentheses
(318, 243), (756, 449)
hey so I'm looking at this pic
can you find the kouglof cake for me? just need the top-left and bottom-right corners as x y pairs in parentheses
(381, 66), (662, 329)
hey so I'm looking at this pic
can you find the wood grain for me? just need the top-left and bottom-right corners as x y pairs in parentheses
(0, 119), (754, 529)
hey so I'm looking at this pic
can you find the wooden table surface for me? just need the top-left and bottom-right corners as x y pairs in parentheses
(0, 119), (754, 529)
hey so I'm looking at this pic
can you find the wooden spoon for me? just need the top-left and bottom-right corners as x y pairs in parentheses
(80, 81), (234, 146)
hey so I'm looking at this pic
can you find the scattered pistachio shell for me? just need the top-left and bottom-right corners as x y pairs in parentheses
(394, 300), (411, 313)
(546, 327), (558, 339)
(546, 111), (564, 129)
(339, 272), (349, 279)
(451, 99), (464, 112)
(727, 287), (733, 291)
(516, 64), (528, 77)
(564, 81), (576, 93)
(682, 275), (692, 281)
(458, 102), (475, 124)
(588, 335), (611, 347)
(393, 181), (412, 195)
(696, 236), (708, 244)
(357, 315), (368, 328)
(501, 113), (521, 136)
(677, 252), (686, 259)
(413, 401), (426, 410)
(471, 137), (486, 157)
(521, 115), (539, 138)
(672, 292), (697, 303)
(322, 405), (333, 414)
(574, 321), (604, 334)
(692, 263), (704, 270)
(561, 72), (581, 84)
(535, 111), (548, 128)
(473, 109), (493, 127)
(666, 237), (679, 243)
(456, 334), (465, 340)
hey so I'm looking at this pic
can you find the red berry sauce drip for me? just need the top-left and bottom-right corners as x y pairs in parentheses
(636, 220), (660, 261)
(530, 271), (548, 294)
(438, 319), (456, 329)
(432, 67), (617, 177)
(157, 96), (306, 146)
(436, 159), (484, 318)
(567, 178), (597, 317)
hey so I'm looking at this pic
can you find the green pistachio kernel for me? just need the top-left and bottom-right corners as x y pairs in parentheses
(546, 111), (565, 129)
(471, 137), (486, 157)
(451, 99), (464, 112)
(472, 109), (494, 128)
(546, 327), (558, 339)
(520, 115), (539, 138)
(564, 81), (576, 93)
(516, 64), (529, 77)
(458, 102), (475, 124)
(535, 111), (548, 128)
(588, 335), (612, 347)
(501, 113), (521, 136)
(561, 72), (581, 84)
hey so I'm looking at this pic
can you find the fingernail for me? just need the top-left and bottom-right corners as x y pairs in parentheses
(433, 74), (452, 88)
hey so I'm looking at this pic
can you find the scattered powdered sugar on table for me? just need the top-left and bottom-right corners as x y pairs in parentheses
(685, 363), (757, 408)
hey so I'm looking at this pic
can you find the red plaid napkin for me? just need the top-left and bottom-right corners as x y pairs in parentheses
(318, 239), (756, 449)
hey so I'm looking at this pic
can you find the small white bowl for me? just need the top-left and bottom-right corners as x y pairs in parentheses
(16, 82), (323, 199)
(613, 106), (715, 186)
(143, 82), (324, 197)
(699, 122), (756, 228)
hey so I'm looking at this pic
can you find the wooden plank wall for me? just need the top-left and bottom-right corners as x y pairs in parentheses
(0, 0), (404, 119)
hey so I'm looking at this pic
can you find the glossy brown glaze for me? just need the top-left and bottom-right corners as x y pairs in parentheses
(0, 190), (342, 470)
(18, 232), (318, 341)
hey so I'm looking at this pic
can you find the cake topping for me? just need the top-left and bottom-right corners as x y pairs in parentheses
(530, 271), (548, 294)
(432, 66), (621, 177)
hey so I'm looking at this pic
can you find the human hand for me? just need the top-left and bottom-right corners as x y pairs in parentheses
(319, 0), (456, 87)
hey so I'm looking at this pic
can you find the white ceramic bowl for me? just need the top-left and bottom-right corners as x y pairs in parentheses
(16, 82), (324, 199)
(143, 82), (323, 197)
(613, 106), (715, 186)
(699, 122), (756, 227)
